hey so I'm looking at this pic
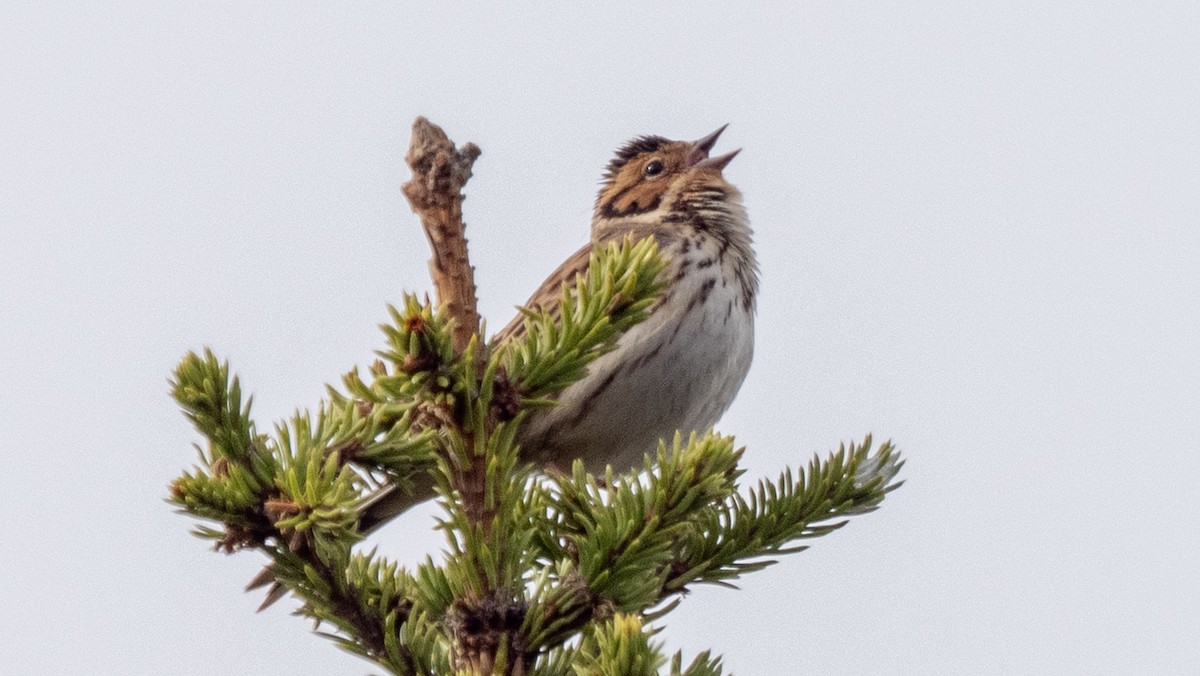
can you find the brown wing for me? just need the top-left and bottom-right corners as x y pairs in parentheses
(492, 242), (595, 345)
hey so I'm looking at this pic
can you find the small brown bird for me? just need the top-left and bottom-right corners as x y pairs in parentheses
(503, 125), (756, 472)
(359, 124), (756, 527)
(251, 126), (756, 605)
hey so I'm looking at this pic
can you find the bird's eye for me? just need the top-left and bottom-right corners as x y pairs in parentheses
(644, 159), (664, 177)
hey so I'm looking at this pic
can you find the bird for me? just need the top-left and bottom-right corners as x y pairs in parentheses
(249, 125), (757, 605)
(358, 123), (756, 525)
(498, 124), (757, 475)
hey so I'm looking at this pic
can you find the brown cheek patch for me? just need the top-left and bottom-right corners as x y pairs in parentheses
(603, 180), (665, 217)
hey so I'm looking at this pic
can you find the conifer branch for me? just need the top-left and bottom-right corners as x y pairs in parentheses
(660, 436), (904, 597)
(169, 350), (427, 666)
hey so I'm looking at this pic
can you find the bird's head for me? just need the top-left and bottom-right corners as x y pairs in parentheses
(593, 125), (741, 226)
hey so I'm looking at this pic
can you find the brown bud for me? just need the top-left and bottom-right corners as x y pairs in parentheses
(487, 367), (522, 425)
(356, 399), (374, 418)
(400, 353), (437, 374)
(264, 497), (300, 524)
(404, 314), (427, 334)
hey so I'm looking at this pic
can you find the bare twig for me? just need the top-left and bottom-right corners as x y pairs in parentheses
(401, 116), (483, 355)
(400, 118), (520, 673)
(400, 116), (489, 519)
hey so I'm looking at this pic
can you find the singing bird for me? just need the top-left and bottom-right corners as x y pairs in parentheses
(358, 124), (756, 528)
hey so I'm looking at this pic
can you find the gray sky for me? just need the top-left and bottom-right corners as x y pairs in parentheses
(2, 2), (1197, 674)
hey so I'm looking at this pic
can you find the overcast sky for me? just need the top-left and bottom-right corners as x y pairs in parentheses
(2, 3), (1198, 674)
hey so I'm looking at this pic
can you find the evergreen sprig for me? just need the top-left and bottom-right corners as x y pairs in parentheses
(664, 436), (904, 595)
(573, 613), (666, 676)
(548, 433), (744, 612)
(502, 236), (664, 401)
(171, 348), (257, 464)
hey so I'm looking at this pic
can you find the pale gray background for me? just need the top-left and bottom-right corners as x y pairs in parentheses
(2, 3), (1197, 674)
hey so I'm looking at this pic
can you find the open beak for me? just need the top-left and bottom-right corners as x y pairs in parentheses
(686, 124), (740, 170)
